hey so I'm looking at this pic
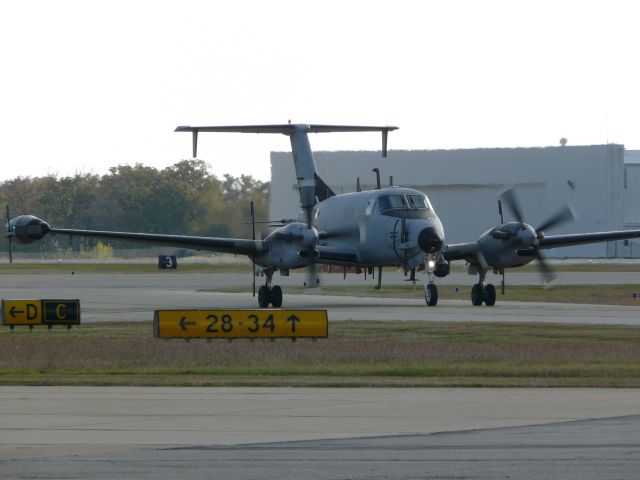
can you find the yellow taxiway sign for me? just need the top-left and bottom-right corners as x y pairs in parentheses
(1, 299), (81, 327)
(154, 309), (328, 339)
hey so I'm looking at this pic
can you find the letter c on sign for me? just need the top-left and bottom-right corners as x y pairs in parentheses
(56, 304), (67, 320)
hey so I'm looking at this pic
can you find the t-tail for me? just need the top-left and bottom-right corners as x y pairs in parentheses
(174, 124), (398, 224)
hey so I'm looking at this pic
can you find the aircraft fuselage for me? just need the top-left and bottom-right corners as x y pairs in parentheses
(256, 187), (444, 271)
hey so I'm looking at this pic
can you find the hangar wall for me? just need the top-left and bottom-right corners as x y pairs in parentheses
(270, 144), (633, 258)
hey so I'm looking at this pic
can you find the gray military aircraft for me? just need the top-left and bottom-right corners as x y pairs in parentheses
(8, 124), (447, 308)
(8, 123), (640, 308)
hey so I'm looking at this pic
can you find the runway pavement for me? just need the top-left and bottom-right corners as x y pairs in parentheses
(1, 387), (639, 479)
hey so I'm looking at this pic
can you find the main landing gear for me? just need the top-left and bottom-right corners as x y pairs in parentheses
(258, 269), (283, 308)
(470, 271), (496, 306)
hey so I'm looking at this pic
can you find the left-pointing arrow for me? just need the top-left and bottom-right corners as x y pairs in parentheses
(9, 306), (24, 318)
(179, 317), (196, 331)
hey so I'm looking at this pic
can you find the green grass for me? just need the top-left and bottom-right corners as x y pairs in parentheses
(1, 320), (639, 387)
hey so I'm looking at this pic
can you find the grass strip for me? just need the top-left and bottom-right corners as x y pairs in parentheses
(1, 320), (639, 387)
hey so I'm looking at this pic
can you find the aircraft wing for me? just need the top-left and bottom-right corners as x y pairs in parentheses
(442, 243), (480, 263)
(49, 227), (263, 256)
(536, 229), (640, 250)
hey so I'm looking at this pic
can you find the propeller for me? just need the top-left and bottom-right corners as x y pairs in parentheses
(499, 188), (575, 283)
(5, 205), (13, 264)
(500, 188), (524, 225)
(250, 201), (256, 297)
(401, 215), (409, 275)
(535, 204), (575, 236)
(497, 200), (505, 292)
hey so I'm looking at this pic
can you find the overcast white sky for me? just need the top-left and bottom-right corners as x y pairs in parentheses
(1, 1), (638, 181)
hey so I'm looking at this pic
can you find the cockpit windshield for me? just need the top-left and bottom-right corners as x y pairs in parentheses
(379, 194), (430, 214)
(407, 195), (428, 209)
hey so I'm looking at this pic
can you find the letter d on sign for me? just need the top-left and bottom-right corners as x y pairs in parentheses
(27, 303), (38, 320)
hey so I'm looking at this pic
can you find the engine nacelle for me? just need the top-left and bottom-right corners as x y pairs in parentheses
(434, 260), (450, 278)
(10, 215), (51, 244)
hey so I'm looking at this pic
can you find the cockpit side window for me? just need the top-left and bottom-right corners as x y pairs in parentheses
(379, 195), (407, 213)
(365, 200), (374, 217)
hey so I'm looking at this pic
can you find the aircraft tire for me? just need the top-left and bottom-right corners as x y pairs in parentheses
(425, 283), (438, 306)
(270, 285), (283, 308)
(471, 283), (483, 306)
(258, 285), (271, 308)
(484, 284), (496, 306)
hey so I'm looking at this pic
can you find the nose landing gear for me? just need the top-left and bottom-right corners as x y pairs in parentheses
(423, 257), (438, 306)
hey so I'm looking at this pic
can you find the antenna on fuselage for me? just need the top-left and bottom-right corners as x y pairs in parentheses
(372, 168), (381, 189)
(356, 177), (361, 192)
(389, 176), (394, 187)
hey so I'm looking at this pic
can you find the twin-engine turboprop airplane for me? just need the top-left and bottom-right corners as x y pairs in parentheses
(9, 123), (640, 308)
(8, 124), (447, 308)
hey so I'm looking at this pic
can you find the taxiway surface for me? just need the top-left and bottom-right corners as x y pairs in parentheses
(1, 272), (639, 324)
(1, 387), (639, 479)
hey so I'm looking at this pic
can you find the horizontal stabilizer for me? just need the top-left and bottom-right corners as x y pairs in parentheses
(175, 123), (398, 157)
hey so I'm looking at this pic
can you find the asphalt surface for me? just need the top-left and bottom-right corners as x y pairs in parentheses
(1, 272), (640, 324)
(1, 387), (639, 479)
(1, 270), (640, 478)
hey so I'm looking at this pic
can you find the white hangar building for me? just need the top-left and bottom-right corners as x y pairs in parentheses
(270, 144), (640, 258)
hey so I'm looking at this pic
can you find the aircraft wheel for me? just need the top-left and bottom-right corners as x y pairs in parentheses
(258, 285), (271, 308)
(270, 285), (283, 308)
(471, 283), (483, 306)
(484, 284), (496, 306)
(425, 284), (438, 306)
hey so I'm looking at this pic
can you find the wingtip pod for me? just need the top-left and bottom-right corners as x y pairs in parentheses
(9, 215), (51, 244)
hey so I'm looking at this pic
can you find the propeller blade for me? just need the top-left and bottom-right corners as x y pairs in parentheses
(535, 204), (575, 233)
(250, 201), (256, 297)
(6, 204), (12, 264)
(534, 250), (556, 283)
(500, 188), (524, 225)
(401, 216), (408, 274)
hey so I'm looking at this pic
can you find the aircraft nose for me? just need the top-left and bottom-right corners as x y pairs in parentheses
(418, 226), (444, 254)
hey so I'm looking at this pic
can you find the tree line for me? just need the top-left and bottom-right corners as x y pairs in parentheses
(0, 160), (270, 255)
